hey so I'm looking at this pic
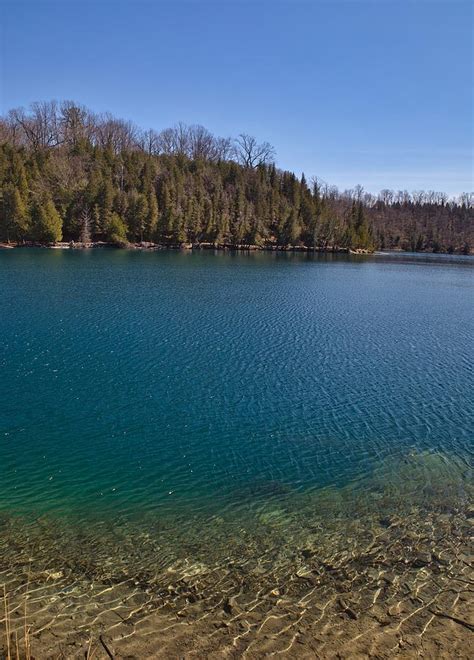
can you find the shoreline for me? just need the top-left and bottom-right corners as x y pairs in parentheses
(0, 240), (369, 254)
(1, 241), (472, 255)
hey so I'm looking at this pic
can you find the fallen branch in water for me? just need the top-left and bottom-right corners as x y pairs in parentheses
(428, 607), (474, 631)
(99, 634), (115, 659)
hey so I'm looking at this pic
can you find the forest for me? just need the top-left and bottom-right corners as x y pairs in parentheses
(0, 101), (472, 253)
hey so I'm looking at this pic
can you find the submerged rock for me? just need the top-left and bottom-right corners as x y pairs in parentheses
(413, 551), (432, 567)
(229, 479), (292, 502)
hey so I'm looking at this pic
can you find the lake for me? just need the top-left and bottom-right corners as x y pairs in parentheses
(1, 249), (472, 657)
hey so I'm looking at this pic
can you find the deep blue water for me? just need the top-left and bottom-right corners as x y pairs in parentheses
(1, 249), (473, 523)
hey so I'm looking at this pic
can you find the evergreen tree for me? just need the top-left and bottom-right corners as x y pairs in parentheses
(145, 189), (159, 240)
(0, 103), (470, 252)
(283, 209), (300, 245)
(2, 184), (29, 241)
(106, 212), (128, 245)
(97, 178), (114, 236)
(127, 191), (149, 242)
(31, 196), (62, 243)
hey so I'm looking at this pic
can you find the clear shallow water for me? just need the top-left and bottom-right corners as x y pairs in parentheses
(0, 249), (473, 656)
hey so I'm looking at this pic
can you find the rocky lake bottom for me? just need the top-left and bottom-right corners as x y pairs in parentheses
(1, 450), (472, 658)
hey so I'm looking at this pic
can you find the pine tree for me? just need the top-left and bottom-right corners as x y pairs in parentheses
(283, 209), (300, 245)
(354, 201), (372, 249)
(97, 178), (114, 236)
(0, 113), (469, 252)
(126, 192), (149, 242)
(31, 196), (63, 243)
(10, 152), (29, 198)
(159, 182), (173, 242)
(106, 212), (128, 245)
(145, 189), (159, 240)
(203, 197), (216, 242)
(92, 204), (102, 238)
(2, 184), (29, 241)
(231, 185), (248, 244)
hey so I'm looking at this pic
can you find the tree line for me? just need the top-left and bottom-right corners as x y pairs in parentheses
(0, 101), (472, 253)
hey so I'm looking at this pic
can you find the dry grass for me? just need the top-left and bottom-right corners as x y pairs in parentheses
(1, 581), (101, 660)
(1, 583), (32, 660)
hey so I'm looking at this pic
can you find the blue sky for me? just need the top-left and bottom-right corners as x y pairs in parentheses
(1, 0), (472, 195)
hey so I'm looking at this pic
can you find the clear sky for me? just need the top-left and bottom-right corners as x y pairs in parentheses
(1, 0), (472, 195)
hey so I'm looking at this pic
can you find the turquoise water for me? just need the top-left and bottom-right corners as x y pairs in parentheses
(1, 249), (472, 522)
(1, 249), (473, 655)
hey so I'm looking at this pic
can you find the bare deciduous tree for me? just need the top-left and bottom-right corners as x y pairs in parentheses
(379, 189), (394, 206)
(59, 101), (93, 147)
(234, 134), (275, 168)
(9, 101), (61, 149)
(92, 113), (140, 153)
(139, 128), (162, 155)
(188, 125), (217, 160)
(156, 123), (191, 156)
(214, 136), (235, 161)
(79, 207), (92, 244)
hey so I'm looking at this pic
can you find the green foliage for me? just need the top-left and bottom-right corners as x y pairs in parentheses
(31, 196), (62, 243)
(146, 189), (159, 240)
(106, 212), (128, 245)
(0, 106), (471, 252)
(2, 184), (30, 241)
(283, 209), (301, 245)
(126, 190), (149, 241)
